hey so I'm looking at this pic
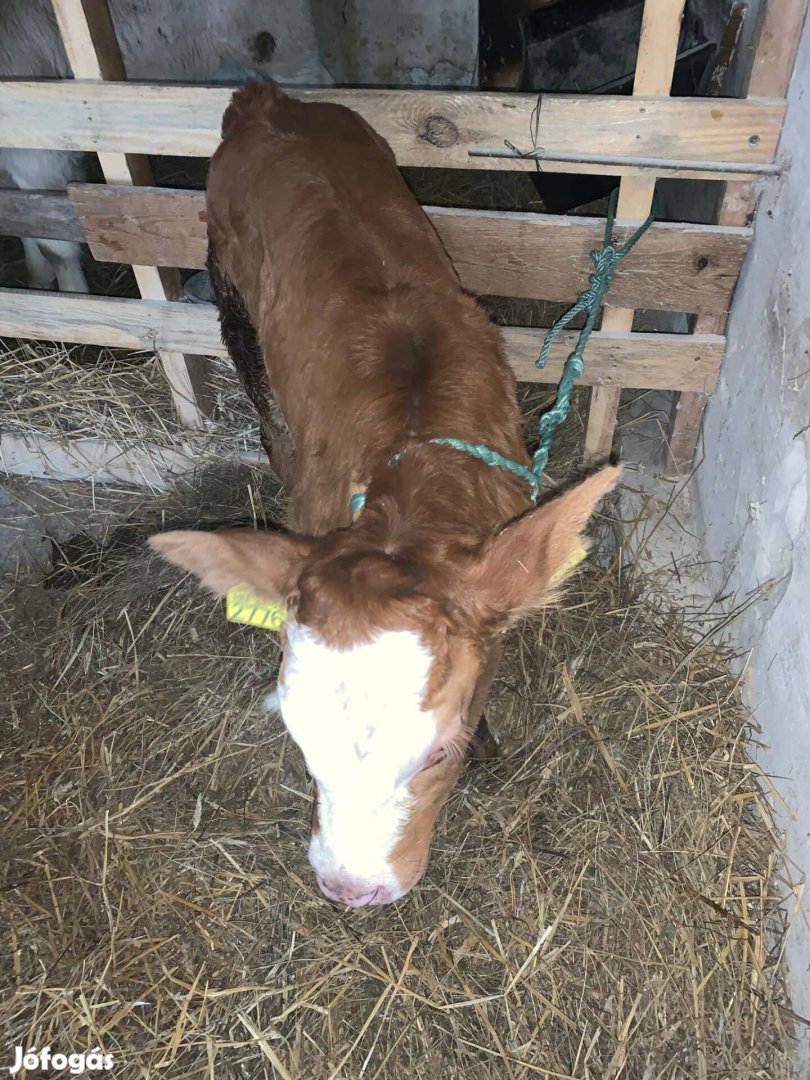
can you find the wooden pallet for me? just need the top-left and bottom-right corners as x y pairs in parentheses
(0, 0), (807, 478)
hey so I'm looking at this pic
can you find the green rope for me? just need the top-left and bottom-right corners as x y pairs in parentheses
(532, 187), (658, 477)
(391, 438), (541, 501)
(350, 188), (657, 515)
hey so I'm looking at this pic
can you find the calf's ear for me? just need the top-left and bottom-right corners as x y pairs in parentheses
(149, 528), (308, 600)
(470, 466), (621, 621)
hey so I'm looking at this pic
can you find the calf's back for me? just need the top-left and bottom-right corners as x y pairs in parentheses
(206, 85), (523, 535)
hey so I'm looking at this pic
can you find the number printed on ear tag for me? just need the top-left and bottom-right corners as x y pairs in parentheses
(226, 587), (287, 630)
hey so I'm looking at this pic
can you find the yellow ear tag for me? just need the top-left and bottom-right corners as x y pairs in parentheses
(226, 587), (287, 631)
(550, 545), (588, 585)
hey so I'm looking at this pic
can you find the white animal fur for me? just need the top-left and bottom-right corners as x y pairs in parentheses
(275, 623), (438, 899)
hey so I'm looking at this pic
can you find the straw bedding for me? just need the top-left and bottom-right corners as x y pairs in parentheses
(0, 123), (796, 1076)
(0, 434), (798, 1079)
(0, 337), (258, 456)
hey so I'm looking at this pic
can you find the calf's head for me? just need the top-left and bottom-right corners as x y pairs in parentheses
(150, 466), (619, 905)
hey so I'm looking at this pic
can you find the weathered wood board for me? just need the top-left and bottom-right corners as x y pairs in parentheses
(0, 189), (85, 243)
(0, 81), (784, 175)
(63, 185), (750, 316)
(0, 289), (724, 393)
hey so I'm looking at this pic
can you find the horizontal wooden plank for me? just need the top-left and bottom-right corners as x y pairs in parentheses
(0, 82), (784, 176)
(0, 289), (723, 392)
(0, 188), (85, 242)
(432, 207), (748, 315)
(66, 185), (750, 316)
(500, 326), (722, 391)
(0, 289), (221, 355)
(0, 432), (197, 489)
(534, 96), (781, 164)
(0, 431), (265, 487)
(70, 184), (211, 266)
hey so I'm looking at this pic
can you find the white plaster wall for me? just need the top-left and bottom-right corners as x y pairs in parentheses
(696, 14), (810, 1056)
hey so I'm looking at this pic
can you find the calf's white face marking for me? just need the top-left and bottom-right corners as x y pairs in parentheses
(275, 621), (438, 901)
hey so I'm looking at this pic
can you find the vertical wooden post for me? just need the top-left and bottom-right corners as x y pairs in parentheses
(50, 0), (211, 429)
(665, 0), (810, 474)
(584, 0), (687, 464)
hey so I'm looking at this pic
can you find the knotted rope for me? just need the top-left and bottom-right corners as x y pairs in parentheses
(531, 187), (658, 477)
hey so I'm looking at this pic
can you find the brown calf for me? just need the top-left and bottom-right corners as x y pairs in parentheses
(151, 84), (620, 906)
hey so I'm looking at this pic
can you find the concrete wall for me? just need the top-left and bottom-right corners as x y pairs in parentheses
(311, 0), (478, 86)
(696, 12), (810, 1053)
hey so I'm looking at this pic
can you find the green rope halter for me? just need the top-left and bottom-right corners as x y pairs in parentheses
(390, 438), (542, 501)
(352, 188), (657, 514)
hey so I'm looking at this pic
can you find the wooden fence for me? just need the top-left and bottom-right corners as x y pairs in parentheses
(0, 0), (807, 477)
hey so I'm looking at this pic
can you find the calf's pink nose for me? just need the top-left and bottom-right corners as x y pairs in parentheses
(316, 874), (389, 907)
